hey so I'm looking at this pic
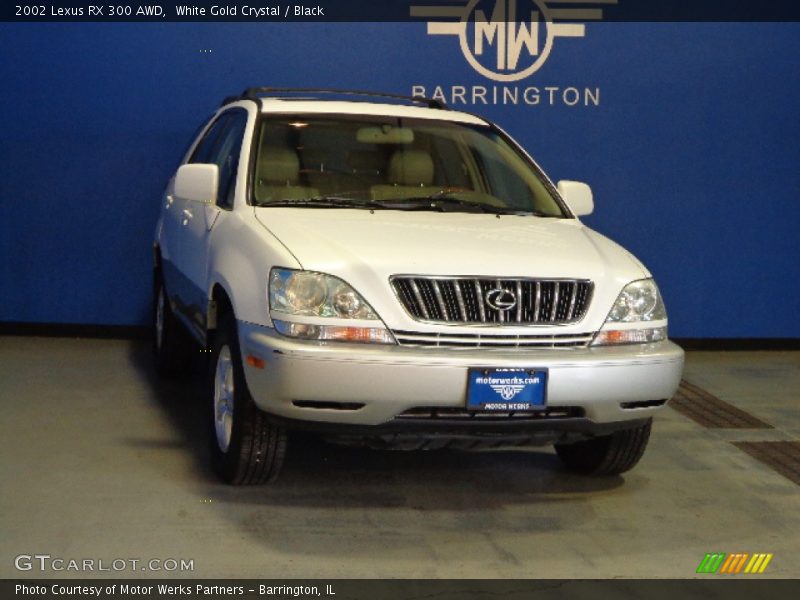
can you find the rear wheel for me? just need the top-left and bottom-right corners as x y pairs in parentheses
(209, 314), (287, 484)
(152, 271), (193, 378)
(554, 419), (652, 476)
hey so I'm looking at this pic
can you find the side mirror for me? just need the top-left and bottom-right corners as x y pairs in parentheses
(174, 163), (219, 205)
(557, 180), (594, 216)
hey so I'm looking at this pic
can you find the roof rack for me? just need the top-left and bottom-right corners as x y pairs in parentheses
(221, 87), (448, 110)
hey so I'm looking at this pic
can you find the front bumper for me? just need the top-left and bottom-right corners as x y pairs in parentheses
(238, 321), (685, 429)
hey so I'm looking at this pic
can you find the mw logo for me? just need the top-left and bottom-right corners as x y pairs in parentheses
(410, 0), (616, 82)
(490, 384), (526, 400)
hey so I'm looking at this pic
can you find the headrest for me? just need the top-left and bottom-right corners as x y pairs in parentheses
(388, 150), (434, 186)
(259, 147), (300, 185)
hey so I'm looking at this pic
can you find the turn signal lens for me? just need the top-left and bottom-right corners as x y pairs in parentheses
(592, 327), (667, 346)
(245, 355), (265, 369)
(273, 320), (395, 344)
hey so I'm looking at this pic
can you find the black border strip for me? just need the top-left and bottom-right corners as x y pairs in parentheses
(2, 579), (799, 598)
(5, 1), (800, 22)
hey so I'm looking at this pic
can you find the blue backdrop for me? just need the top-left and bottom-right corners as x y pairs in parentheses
(1, 22), (798, 337)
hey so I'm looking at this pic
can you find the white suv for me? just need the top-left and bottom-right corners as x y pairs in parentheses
(153, 88), (684, 484)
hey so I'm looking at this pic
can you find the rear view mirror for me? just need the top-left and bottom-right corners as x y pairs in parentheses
(557, 180), (594, 216)
(174, 163), (219, 205)
(356, 126), (415, 144)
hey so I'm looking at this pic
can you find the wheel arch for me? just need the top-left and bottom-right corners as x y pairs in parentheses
(209, 280), (236, 336)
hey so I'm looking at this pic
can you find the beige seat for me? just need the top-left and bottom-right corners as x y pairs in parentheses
(371, 149), (435, 201)
(255, 147), (318, 202)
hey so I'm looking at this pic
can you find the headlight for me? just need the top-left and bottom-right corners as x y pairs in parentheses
(270, 269), (379, 319)
(269, 268), (394, 344)
(592, 278), (668, 346)
(607, 279), (666, 323)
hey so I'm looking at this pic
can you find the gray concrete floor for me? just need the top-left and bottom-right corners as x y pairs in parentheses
(0, 336), (798, 579)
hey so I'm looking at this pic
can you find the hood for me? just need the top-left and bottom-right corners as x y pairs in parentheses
(254, 207), (646, 283)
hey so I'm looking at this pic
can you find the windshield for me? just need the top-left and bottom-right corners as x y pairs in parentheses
(251, 114), (567, 217)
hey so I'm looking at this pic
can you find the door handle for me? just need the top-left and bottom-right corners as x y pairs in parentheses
(181, 209), (192, 226)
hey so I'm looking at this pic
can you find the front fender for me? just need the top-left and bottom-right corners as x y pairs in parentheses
(207, 210), (302, 328)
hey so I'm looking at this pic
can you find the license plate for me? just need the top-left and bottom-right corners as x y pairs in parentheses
(467, 368), (547, 411)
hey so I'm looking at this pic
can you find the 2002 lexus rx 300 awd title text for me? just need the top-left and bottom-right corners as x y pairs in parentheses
(152, 88), (684, 484)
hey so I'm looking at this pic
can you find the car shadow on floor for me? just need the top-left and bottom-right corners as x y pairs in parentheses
(126, 338), (625, 509)
(126, 337), (216, 483)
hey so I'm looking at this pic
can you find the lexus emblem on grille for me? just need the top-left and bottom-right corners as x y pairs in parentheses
(485, 288), (517, 311)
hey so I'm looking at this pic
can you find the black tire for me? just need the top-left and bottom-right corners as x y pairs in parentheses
(152, 271), (193, 378)
(554, 419), (652, 476)
(209, 314), (287, 485)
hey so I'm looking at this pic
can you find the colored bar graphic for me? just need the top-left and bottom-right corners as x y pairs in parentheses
(745, 554), (762, 573)
(697, 553), (726, 574)
(759, 554), (773, 573)
(732, 553), (749, 573)
(736, 553), (750, 573)
(699, 552), (773, 575)
(719, 553), (737, 573)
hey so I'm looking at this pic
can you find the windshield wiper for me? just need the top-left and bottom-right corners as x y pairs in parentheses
(256, 194), (554, 216)
(256, 195), (489, 213)
(396, 195), (548, 216)
(256, 196), (385, 209)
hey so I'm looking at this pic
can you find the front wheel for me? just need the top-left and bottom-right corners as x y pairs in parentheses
(209, 314), (287, 484)
(554, 419), (652, 476)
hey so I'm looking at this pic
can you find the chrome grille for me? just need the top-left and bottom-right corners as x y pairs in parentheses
(391, 276), (593, 325)
(392, 330), (593, 349)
